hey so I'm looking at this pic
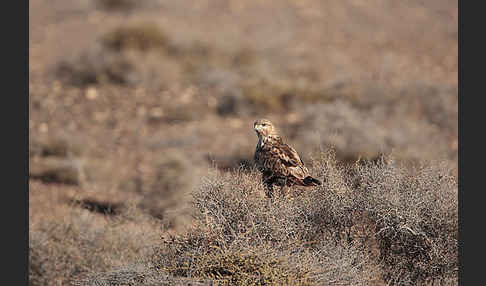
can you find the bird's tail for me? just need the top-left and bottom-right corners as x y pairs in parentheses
(303, 176), (322, 186)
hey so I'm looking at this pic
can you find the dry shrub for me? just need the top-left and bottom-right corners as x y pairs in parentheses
(149, 166), (383, 285)
(149, 149), (456, 285)
(56, 45), (138, 87)
(56, 45), (184, 89)
(40, 148), (456, 285)
(29, 157), (86, 185)
(73, 264), (213, 286)
(28, 135), (116, 187)
(183, 45), (257, 80)
(67, 22), (257, 92)
(152, 230), (381, 286)
(29, 137), (83, 158)
(345, 83), (458, 135)
(212, 79), (336, 117)
(153, 236), (315, 286)
(239, 79), (342, 115)
(55, 23), (184, 89)
(29, 206), (161, 285)
(208, 75), (335, 117)
(136, 152), (196, 232)
(241, 81), (294, 114)
(347, 157), (458, 284)
(292, 84), (458, 166)
(311, 149), (458, 284)
(102, 24), (169, 53)
(95, 0), (159, 12)
(29, 136), (87, 185)
(95, 0), (137, 12)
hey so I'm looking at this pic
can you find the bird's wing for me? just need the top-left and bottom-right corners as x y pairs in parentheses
(273, 143), (304, 167)
(261, 142), (307, 180)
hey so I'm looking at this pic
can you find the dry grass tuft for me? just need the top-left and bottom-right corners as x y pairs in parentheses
(29, 136), (88, 185)
(29, 157), (86, 185)
(29, 206), (162, 285)
(54, 23), (184, 89)
(102, 23), (169, 53)
(137, 152), (195, 232)
(55, 46), (138, 87)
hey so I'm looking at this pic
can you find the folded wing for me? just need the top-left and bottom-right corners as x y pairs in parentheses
(269, 142), (309, 179)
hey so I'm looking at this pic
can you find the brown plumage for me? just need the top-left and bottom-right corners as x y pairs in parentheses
(253, 119), (321, 197)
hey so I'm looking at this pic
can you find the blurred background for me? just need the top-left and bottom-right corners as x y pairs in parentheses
(29, 0), (457, 231)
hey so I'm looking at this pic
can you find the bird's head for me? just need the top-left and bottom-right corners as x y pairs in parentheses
(253, 119), (277, 138)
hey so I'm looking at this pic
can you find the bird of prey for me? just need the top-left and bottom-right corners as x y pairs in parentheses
(253, 119), (321, 197)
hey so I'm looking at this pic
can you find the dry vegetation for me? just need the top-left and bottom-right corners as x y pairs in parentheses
(56, 150), (456, 285)
(29, 0), (457, 285)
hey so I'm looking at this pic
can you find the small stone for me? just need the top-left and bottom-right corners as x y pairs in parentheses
(85, 87), (98, 100)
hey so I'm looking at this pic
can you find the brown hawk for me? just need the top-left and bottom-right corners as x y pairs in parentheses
(253, 119), (321, 197)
